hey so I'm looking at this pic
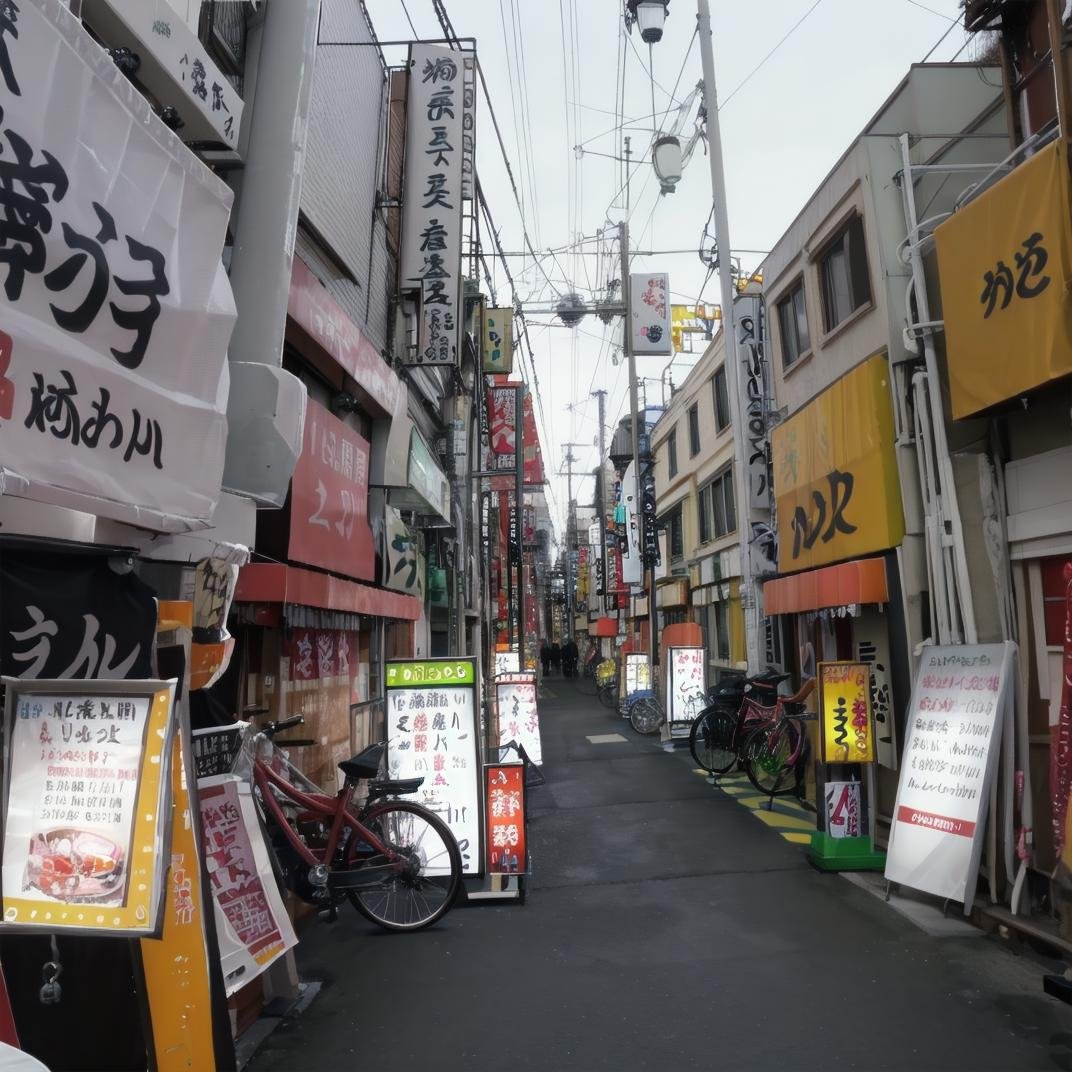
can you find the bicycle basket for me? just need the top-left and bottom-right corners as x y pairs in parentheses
(595, 659), (617, 685)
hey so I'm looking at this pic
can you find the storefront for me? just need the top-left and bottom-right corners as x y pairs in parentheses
(765, 355), (908, 824)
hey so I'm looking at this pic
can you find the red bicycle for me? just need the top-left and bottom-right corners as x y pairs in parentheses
(248, 716), (462, 932)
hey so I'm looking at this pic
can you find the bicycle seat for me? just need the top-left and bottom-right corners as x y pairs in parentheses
(750, 670), (790, 686)
(338, 742), (385, 781)
(367, 777), (424, 799)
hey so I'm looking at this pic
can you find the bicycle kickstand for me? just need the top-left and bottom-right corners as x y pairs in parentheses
(318, 902), (339, 924)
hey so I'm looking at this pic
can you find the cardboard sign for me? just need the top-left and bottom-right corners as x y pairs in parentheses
(0, 678), (176, 935)
(385, 659), (481, 875)
(885, 642), (1016, 910)
(495, 673), (542, 766)
(485, 764), (526, 874)
(819, 662), (874, 763)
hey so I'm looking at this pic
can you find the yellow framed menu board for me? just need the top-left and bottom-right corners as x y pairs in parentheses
(0, 677), (177, 936)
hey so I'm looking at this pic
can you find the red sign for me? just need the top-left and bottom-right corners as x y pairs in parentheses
(288, 256), (405, 417)
(896, 806), (976, 839)
(285, 628), (357, 682)
(289, 399), (375, 580)
(521, 392), (545, 485)
(488, 387), (517, 455)
(485, 764), (526, 874)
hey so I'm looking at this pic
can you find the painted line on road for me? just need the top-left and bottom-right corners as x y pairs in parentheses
(705, 772), (817, 847)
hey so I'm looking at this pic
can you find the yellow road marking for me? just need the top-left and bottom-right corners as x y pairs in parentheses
(781, 832), (812, 845)
(751, 809), (815, 832)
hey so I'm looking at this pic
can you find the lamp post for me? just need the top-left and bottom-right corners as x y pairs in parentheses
(625, 0), (670, 43)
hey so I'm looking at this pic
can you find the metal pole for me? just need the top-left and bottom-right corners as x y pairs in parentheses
(515, 385), (526, 668)
(696, 0), (761, 673)
(1046, 0), (1072, 143)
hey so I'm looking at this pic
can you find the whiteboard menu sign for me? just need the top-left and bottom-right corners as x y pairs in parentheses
(495, 673), (542, 766)
(666, 647), (706, 739)
(385, 659), (480, 875)
(885, 642), (1016, 911)
(494, 650), (521, 677)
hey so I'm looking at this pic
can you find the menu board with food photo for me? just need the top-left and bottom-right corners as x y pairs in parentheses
(0, 678), (177, 936)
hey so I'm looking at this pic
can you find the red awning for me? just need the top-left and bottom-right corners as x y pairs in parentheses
(591, 617), (618, 637)
(763, 558), (889, 616)
(236, 563), (421, 621)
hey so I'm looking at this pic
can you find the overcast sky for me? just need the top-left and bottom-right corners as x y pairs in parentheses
(368, 0), (975, 543)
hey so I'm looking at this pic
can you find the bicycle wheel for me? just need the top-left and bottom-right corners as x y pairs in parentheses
(346, 800), (462, 931)
(742, 719), (802, 797)
(598, 681), (619, 710)
(629, 696), (662, 735)
(689, 706), (738, 775)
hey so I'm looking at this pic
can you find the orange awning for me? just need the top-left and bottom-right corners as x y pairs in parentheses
(763, 557), (888, 616)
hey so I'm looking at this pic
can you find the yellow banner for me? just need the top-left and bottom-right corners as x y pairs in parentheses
(935, 141), (1072, 418)
(771, 354), (903, 574)
(482, 305), (513, 374)
(819, 662), (874, 764)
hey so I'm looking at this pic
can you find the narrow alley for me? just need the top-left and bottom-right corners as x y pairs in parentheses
(248, 685), (1072, 1072)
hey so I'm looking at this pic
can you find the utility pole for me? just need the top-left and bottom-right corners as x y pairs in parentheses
(592, 389), (609, 616)
(696, 0), (761, 673)
(561, 442), (585, 638)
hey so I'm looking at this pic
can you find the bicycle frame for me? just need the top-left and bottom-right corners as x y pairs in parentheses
(252, 758), (403, 888)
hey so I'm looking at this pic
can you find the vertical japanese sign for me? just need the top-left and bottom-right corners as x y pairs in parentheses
(289, 398), (375, 581)
(885, 642), (1016, 909)
(819, 662), (874, 764)
(630, 272), (671, 355)
(733, 293), (770, 511)
(495, 673), (542, 765)
(199, 775), (297, 987)
(825, 781), (862, 839)
(665, 647), (706, 738)
(624, 654), (651, 699)
(521, 392), (545, 485)
(488, 387), (517, 454)
(384, 505), (426, 599)
(461, 51), (476, 200)
(482, 305), (513, 374)
(0, 678), (176, 935)
(621, 462), (642, 585)
(400, 44), (471, 365)
(485, 764), (526, 874)
(0, 0), (237, 531)
(385, 659), (480, 875)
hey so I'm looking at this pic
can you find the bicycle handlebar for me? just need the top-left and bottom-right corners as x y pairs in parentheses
(262, 714), (304, 739)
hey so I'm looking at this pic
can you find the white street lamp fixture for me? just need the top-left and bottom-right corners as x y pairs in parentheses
(626, 0), (669, 44)
(652, 135), (683, 194)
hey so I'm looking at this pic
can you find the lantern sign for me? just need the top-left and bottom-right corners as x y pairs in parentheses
(819, 662), (874, 764)
(665, 646), (706, 738)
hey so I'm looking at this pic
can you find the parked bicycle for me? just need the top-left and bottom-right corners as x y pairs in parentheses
(627, 682), (711, 736)
(740, 706), (818, 797)
(688, 671), (812, 777)
(247, 716), (462, 932)
(596, 659), (619, 709)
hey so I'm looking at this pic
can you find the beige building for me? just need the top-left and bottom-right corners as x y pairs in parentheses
(651, 328), (746, 679)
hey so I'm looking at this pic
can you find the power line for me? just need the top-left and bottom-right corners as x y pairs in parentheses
(399, 0), (417, 37)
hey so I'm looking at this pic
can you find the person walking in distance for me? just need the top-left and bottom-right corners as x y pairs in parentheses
(562, 636), (578, 678)
(549, 641), (562, 675)
(540, 640), (551, 677)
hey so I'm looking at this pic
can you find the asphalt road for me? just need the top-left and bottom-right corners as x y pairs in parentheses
(247, 677), (1072, 1072)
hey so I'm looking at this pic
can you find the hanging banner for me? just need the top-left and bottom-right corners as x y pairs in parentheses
(289, 398), (375, 582)
(733, 293), (770, 511)
(825, 781), (862, 839)
(488, 387), (518, 455)
(521, 392), (545, 486)
(385, 659), (481, 875)
(199, 775), (297, 989)
(384, 505), (426, 600)
(0, 677), (177, 935)
(461, 52), (476, 200)
(0, 0), (236, 532)
(495, 672), (542, 766)
(885, 642), (1016, 910)
(485, 764), (526, 875)
(630, 272), (671, 355)
(819, 662), (874, 764)
(621, 462), (642, 585)
(665, 646), (706, 738)
(482, 306), (513, 374)
(400, 44), (471, 365)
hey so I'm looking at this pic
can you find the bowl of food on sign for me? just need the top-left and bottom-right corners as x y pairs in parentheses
(24, 830), (125, 901)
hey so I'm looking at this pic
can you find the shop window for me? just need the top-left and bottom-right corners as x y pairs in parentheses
(198, 0), (248, 95)
(667, 429), (678, 479)
(704, 466), (736, 539)
(688, 403), (701, 456)
(777, 280), (810, 368)
(818, 215), (872, 333)
(665, 507), (684, 561)
(713, 366), (731, 431)
(697, 485), (712, 544)
(714, 599), (730, 661)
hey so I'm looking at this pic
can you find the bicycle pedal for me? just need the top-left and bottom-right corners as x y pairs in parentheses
(317, 904), (339, 923)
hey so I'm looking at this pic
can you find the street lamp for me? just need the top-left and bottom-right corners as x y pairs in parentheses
(652, 135), (683, 194)
(626, 0), (670, 44)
